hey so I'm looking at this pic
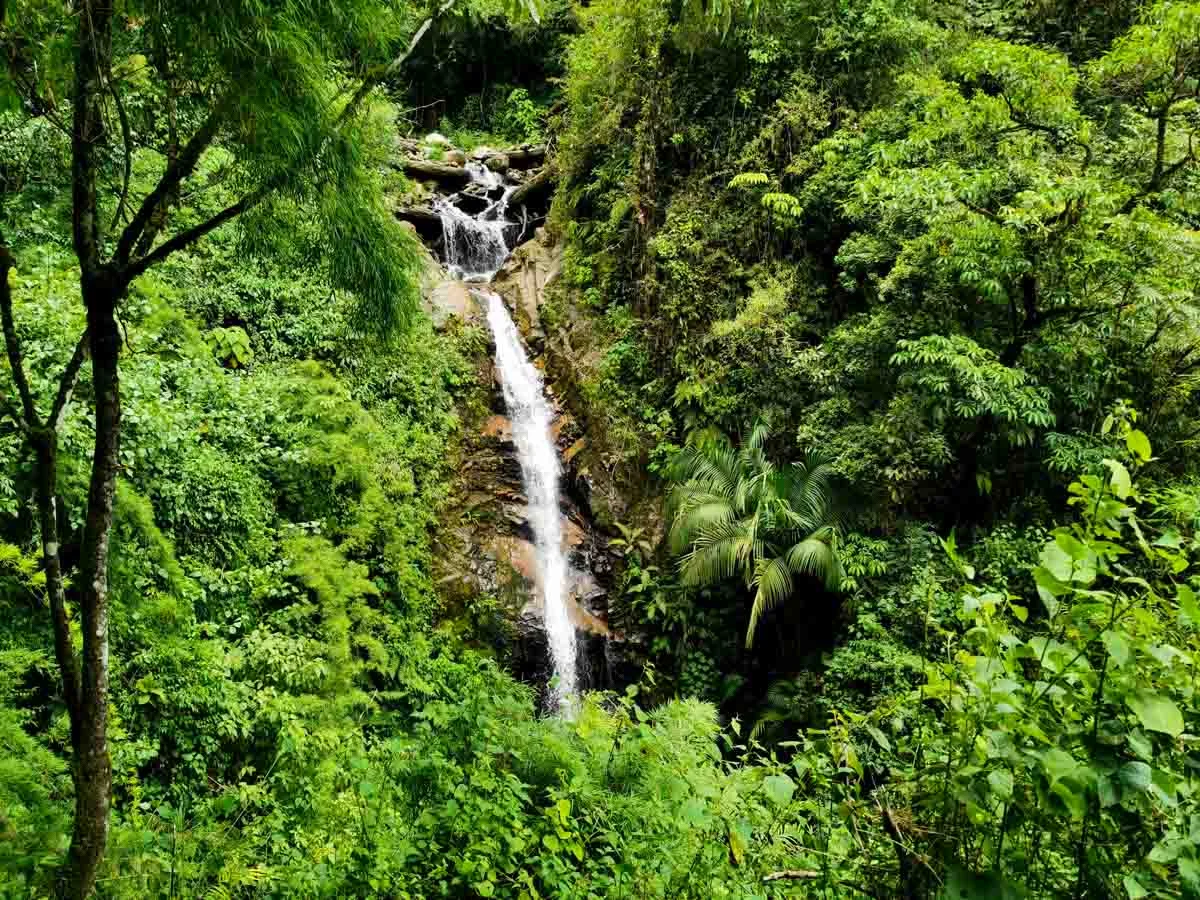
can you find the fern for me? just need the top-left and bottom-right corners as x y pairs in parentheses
(728, 171), (770, 189)
(760, 191), (802, 218)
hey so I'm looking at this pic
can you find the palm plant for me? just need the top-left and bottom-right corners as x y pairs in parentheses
(668, 420), (842, 649)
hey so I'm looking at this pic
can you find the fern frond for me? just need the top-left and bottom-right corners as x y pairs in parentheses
(761, 192), (802, 218)
(729, 171), (770, 189)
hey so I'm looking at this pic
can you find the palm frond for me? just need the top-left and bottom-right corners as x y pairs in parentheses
(679, 519), (754, 587)
(747, 416), (772, 451)
(670, 445), (741, 503)
(788, 451), (842, 528)
(746, 555), (794, 648)
(784, 534), (841, 590)
(667, 496), (737, 554)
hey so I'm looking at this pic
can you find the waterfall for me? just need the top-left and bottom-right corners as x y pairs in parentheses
(483, 291), (578, 710)
(434, 160), (578, 710)
(435, 163), (517, 282)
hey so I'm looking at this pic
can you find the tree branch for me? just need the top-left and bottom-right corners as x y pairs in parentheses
(106, 75), (132, 234)
(119, 5), (453, 284)
(134, 24), (180, 258)
(123, 184), (270, 282)
(764, 870), (820, 881)
(338, 0), (458, 127)
(115, 105), (224, 265)
(0, 238), (38, 427)
(50, 331), (90, 433)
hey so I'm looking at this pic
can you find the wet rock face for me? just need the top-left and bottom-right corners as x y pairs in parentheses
(489, 226), (562, 349)
(434, 348), (633, 708)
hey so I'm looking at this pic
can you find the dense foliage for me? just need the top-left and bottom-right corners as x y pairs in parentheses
(2, 0), (1199, 897)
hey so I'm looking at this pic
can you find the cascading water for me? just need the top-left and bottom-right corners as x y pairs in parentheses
(435, 163), (517, 282)
(434, 160), (578, 710)
(484, 291), (577, 710)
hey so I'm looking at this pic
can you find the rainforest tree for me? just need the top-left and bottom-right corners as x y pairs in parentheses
(0, 0), (473, 892)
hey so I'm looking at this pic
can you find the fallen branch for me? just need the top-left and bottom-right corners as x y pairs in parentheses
(764, 869), (821, 881)
(502, 144), (546, 169)
(402, 158), (473, 185)
(511, 164), (556, 207)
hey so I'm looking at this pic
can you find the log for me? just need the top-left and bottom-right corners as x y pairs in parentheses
(503, 144), (547, 169)
(400, 158), (471, 185)
(511, 165), (556, 208)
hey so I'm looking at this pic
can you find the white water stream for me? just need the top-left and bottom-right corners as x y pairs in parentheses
(437, 162), (578, 710)
(484, 291), (577, 709)
(435, 163), (517, 282)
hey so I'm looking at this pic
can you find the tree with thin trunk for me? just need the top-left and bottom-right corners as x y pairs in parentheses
(0, 0), (487, 894)
(667, 420), (842, 649)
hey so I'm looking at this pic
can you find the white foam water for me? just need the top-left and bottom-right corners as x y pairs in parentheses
(436, 163), (516, 282)
(437, 163), (577, 711)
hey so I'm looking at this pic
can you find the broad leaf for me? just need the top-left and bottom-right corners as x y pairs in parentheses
(1127, 691), (1184, 737)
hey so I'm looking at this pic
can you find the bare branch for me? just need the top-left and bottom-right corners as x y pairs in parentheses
(106, 75), (133, 234)
(50, 331), (90, 433)
(763, 870), (820, 881)
(0, 239), (38, 427)
(115, 106), (224, 264)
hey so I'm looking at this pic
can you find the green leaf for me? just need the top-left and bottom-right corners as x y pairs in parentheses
(1123, 875), (1148, 899)
(1102, 459), (1132, 499)
(1125, 429), (1151, 462)
(1039, 748), (1078, 783)
(1033, 566), (1065, 617)
(865, 725), (892, 752)
(1177, 584), (1200, 627)
(1127, 691), (1184, 737)
(727, 821), (751, 865)
(1102, 631), (1131, 667)
(1127, 730), (1154, 761)
(1118, 761), (1151, 793)
(1180, 857), (1200, 893)
(476, 881), (495, 897)
(1039, 542), (1074, 582)
(987, 769), (1014, 800)
(763, 773), (796, 806)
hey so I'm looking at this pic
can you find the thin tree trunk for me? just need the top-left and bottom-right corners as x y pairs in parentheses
(61, 282), (121, 899)
(31, 429), (83, 733)
(1150, 109), (1168, 191)
(62, 1), (118, 894)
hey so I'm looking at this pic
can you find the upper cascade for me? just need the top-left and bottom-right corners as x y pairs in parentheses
(434, 162), (521, 282)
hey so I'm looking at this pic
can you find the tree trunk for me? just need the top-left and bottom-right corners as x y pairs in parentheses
(60, 279), (122, 899)
(400, 158), (473, 185)
(1150, 108), (1168, 191)
(60, 1), (118, 891)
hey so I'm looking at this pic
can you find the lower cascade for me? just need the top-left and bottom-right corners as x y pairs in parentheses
(484, 290), (578, 710)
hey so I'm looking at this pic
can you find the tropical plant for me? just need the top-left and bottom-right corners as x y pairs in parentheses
(668, 419), (842, 648)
